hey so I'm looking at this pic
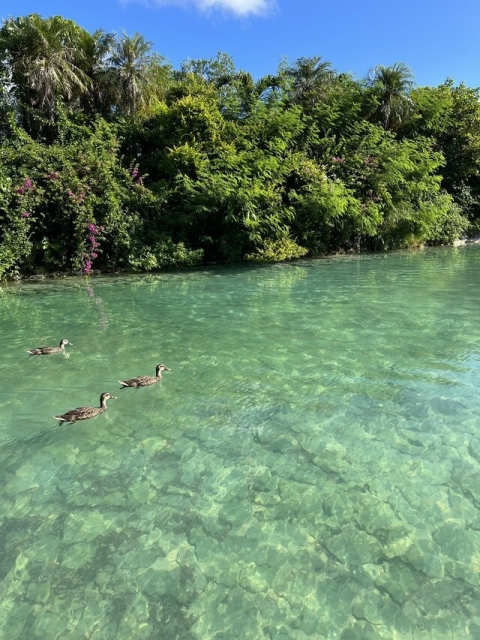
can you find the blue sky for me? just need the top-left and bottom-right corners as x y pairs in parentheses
(3, 0), (480, 87)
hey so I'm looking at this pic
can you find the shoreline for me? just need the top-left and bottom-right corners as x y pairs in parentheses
(3, 239), (480, 284)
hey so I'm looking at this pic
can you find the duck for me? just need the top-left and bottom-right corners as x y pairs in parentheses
(118, 364), (170, 388)
(28, 338), (72, 356)
(53, 392), (117, 423)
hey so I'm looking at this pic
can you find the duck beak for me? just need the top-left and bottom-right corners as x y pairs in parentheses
(68, 342), (73, 345)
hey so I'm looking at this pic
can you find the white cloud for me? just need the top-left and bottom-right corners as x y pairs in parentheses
(128, 0), (275, 17)
(195, 0), (273, 15)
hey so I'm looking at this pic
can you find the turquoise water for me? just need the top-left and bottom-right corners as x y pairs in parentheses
(1, 247), (480, 639)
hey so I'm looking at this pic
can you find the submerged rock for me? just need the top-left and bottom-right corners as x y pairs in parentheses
(324, 525), (383, 565)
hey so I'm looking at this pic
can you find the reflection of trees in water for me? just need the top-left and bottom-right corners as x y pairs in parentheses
(0, 285), (44, 329)
(2, 246), (479, 353)
(249, 264), (308, 292)
(0, 287), (24, 316)
(124, 262), (309, 297)
(85, 284), (108, 331)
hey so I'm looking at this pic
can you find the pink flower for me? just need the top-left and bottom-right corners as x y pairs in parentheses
(22, 211), (30, 217)
(16, 178), (34, 194)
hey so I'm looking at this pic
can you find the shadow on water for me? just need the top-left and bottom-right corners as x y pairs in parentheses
(0, 424), (65, 470)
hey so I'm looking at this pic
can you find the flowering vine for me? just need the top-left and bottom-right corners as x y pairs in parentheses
(131, 164), (146, 186)
(83, 222), (104, 275)
(15, 178), (34, 195)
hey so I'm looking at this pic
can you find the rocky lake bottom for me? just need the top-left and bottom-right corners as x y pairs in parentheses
(1, 247), (480, 638)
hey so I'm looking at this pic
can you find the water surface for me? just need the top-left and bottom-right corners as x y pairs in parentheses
(1, 247), (480, 638)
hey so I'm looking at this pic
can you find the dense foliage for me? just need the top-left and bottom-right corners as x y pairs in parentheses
(0, 14), (478, 278)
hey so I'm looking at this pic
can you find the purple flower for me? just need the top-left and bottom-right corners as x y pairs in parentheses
(88, 224), (98, 234)
(83, 259), (92, 274)
(22, 211), (30, 217)
(16, 178), (34, 194)
(46, 172), (59, 180)
(132, 168), (139, 178)
(68, 190), (75, 198)
(91, 252), (98, 259)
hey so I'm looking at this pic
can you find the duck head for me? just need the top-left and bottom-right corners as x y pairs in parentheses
(156, 364), (171, 375)
(100, 392), (117, 402)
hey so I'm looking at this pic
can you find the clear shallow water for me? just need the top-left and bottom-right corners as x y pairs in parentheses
(1, 247), (480, 639)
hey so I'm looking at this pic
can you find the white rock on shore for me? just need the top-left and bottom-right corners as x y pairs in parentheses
(453, 235), (480, 246)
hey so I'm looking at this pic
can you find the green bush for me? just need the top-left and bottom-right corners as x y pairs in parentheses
(128, 239), (204, 271)
(245, 237), (308, 262)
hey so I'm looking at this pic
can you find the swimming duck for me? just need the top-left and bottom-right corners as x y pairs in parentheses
(28, 338), (72, 356)
(118, 364), (170, 388)
(53, 392), (117, 423)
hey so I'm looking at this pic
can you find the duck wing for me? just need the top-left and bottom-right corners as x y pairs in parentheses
(118, 375), (157, 388)
(54, 405), (100, 422)
(28, 346), (57, 355)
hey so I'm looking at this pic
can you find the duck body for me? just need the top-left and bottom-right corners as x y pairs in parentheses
(28, 339), (72, 356)
(53, 392), (116, 423)
(118, 364), (170, 388)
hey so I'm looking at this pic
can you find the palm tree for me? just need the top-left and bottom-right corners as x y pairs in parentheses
(367, 62), (415, 131)
(0, 15), (90, 121)
(213, 70), (280, 117)
(110, 32), (156, 116)
(288, 56), (336, 110)
(78, 28), (116, 116)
